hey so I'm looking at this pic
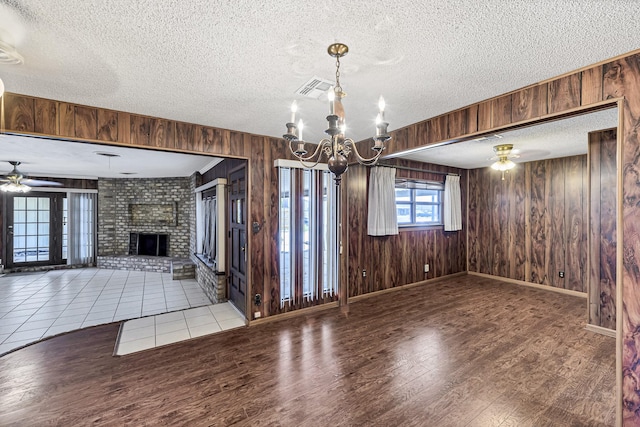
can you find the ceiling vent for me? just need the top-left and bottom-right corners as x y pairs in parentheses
(295, 76), (334, 99)
(472, 134), (503, 142)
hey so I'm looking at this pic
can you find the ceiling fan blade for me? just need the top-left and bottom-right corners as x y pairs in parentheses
(21, 178), (63, 187)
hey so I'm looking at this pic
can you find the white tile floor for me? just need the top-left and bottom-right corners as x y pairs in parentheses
(115, 302), (245, 355)
(0, 268), (213, 356)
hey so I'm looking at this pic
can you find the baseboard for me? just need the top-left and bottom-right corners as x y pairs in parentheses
(248, 301), (340, 326)
(467, 271), (587, 299)
(585, 323), (616, 338)
(348, 271), (468, 303)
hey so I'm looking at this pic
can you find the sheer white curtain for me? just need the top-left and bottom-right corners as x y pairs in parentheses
(67, 192), (97, 265)
(444, 174), (462, 231)
(367, 166), (398, 236)
(203, 196), (217, 265)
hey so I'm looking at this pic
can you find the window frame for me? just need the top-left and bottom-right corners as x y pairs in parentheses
(276, 159), (338, 308)
(395, 179), (444, 228)
(195, 178), (227, 272)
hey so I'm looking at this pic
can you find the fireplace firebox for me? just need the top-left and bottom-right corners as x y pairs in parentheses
(129, 233), (168, 256)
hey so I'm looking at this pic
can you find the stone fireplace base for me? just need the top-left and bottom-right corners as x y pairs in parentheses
(98, 255), (183, 273)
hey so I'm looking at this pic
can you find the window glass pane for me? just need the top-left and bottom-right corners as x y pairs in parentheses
(26, 223), (37, 235)
(14, 236), (26, 248)
(416, 189), (439, 202)
(26, 250), (38, 262)
(14, 223), (26, 235)
(279, 168), (292, 302)
(26, 236), (38, 247)
(302, 170), (311, 296)
(15, 197), (26, 209)
(396, 204), (412, 223)
(416, 204), (438, 223)
(38, 210), (50, 222)
(14, 211), (26, 222)
(26, 198), (37, 210)
(38, 235), (49, 247)
(38, 223), (50, 235)
(395, 188), (411, 202)
(38, 198), (50, 210)
(27, 211), (38, 222)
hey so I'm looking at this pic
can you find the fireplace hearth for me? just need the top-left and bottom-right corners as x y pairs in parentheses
(129, 233), (168, 257)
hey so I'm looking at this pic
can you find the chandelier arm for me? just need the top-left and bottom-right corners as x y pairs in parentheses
(344, 138), (383, 165)
(288, 137), (325, 161)
(289, 139), (332, 168)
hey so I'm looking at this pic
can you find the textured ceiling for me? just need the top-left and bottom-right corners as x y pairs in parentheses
(0, 0), (638, 148)
(401, 108), (619, 169)
(0, 136), (219, 179)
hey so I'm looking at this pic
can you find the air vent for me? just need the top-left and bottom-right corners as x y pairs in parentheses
(473, 134), (503, 142)
(295, 76), (334, 99)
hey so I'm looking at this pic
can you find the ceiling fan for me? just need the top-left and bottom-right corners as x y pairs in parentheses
(0, 161), (63, 193)
(490, 144), (519, 180)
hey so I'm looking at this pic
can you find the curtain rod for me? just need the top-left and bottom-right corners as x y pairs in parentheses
(377, 163), (459, 176)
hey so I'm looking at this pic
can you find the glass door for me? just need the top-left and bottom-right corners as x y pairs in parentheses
(6, 193), (65, 268)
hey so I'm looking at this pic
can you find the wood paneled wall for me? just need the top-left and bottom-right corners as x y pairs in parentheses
(345, 160), (467, 297)
(588, 129), (617, 331)
(468, 155), (588, 292)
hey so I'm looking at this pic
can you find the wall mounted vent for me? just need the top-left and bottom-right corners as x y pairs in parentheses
(295, 76), (334, 99)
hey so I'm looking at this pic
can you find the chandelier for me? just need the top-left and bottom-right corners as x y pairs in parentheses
(284, 43), (391, 184)
(490, 144), (516, 180)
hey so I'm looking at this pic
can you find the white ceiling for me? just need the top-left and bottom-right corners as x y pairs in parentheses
(399, 108), (619, 169)
(0, 135), (220, 179)
(0, 1), (637, 147)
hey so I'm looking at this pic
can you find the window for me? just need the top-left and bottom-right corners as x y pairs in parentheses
(195, 179), (226, 271)
(277, 161), (338, 307)
(395, 179), (444, 227)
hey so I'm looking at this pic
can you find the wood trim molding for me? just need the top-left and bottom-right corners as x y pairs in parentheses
(467, 271), (588, 299)
(585, 323), (616, 338)
(248, 301), (339, 326)
(348, 272), (468, 303)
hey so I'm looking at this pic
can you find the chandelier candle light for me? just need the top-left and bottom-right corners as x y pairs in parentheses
(284, 43), (391, 185)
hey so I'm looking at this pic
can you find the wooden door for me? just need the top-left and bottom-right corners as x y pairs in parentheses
(228, 166), (247, 315)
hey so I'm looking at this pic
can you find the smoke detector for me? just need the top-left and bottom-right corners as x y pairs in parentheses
(0, 40), (23, 65)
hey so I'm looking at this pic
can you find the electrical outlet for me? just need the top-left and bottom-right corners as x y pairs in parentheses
(254, 312), (261, 319)
(424, 264), (430, 273)
(559, 271), (565, 278)
(362, 269), (366, 277)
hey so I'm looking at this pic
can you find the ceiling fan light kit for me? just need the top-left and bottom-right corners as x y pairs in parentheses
(490, 143), (516, 180)
(0, 161), (62, 192)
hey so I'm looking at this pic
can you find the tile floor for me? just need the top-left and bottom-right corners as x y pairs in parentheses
(115, 302), (245, 355)
(0, 267), (213, 356)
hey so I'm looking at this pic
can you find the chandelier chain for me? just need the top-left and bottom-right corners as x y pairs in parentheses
(335, 55), (342, 92)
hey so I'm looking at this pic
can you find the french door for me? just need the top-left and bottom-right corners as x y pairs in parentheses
(5, 193), (66, 268)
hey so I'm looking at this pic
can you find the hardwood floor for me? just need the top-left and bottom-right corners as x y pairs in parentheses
(0, 275), (615, 426)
